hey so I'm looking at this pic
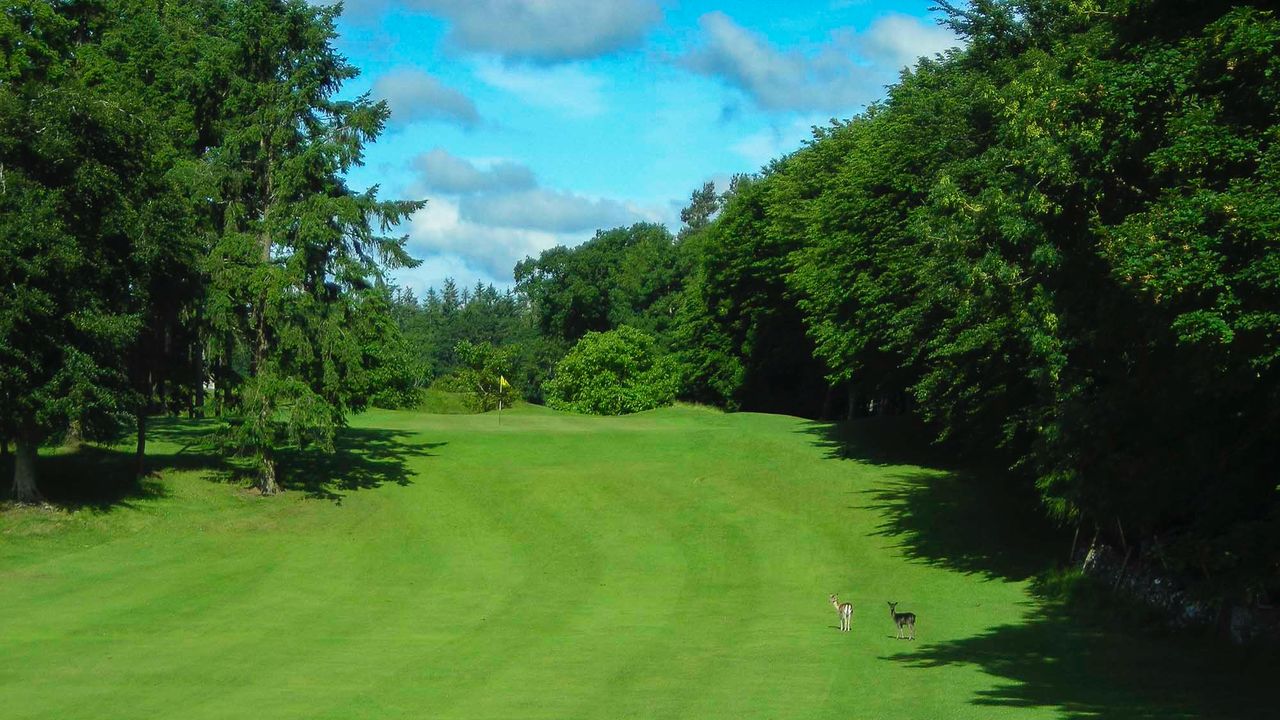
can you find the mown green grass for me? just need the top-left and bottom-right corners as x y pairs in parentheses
(0, 406), (1272, 719)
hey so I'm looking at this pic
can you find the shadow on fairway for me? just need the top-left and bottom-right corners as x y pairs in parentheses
(273, 428), (445, 503)
(884, 605), (1278, 720)
(147, 416), (444, 502)
(800, 418), (1062, 582)
(3, 417), (442, 508)
(805, 418), (1279, 718)
(0, 444), (173, 512)
(801, 415), (952, 468)
(858, 471), (1059, 583)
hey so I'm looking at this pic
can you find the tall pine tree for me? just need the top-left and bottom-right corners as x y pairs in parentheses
(205, 0), (422, 493)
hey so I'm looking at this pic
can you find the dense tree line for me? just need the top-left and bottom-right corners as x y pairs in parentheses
(772, 0), (1280, 605)
(387, 280), (561, 401)
(511, 1), (1280, 604)
(4, 0), (1276, 606)
(1, 0), (418, 498)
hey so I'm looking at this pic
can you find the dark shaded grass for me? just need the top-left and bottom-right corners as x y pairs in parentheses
(885, 604), (1278, 720)
(272, 430), (445, 503)
(149, 416), (444, 502)
(3, 416), (443, 507)
(801, 417), (1065, 582)
(805, 415), (1279, 720)
(0, 445), (171, 512)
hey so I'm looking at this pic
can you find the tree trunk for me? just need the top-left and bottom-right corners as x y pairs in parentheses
(1069, 520), (1082, 564)
(258, 451), (279, 495)
(66, 418), (83, 448)
(820, 386), (836, 421)
(216, 333), (233, 417)
(253, 135), (274, 375)
(12, 439), (40, 503)
(193, 338), (205, 419)
(134, 412), (147, 479)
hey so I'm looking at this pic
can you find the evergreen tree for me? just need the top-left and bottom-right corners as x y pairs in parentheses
(678, 180), (720, 240)
(204, 0), (423, 493)
(0, 0), (163, 499)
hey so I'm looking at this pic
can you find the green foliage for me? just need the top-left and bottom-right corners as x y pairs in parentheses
(0, 0), (423, 497)
(662, 0), (1280, 601)
(515, 223), (685, 346)
(390, 280), (541, 397)
(545, 327), (679, 415)
(360, 291), (427, 410)
(225, 372), (337, 462)
(418, 387), (479, 414)
(452, 340), (517, 412)
(4, 0), (1279, 609)
(673, 170), (830, 415)
(193, 0), (423, 492)
(7, 409), (1274, 718)
(0, 0), (169, 497)
(677, 180), (721, 240)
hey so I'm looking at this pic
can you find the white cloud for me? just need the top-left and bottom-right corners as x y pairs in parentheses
(473, 61), (608, 118)
(372, 68), (480, 129)
(403, 150), (662, 279)
(392, 252), (506, 295)
(405, 197), (581, 279)
(858, 14), (962, 70)
(413, 148), (537, 194)
(681, 12), (960, 113)
(460, 188), (646, 233)
(405, 0), (662, 62)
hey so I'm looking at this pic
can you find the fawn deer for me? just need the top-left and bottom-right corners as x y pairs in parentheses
(888, 602), (916, 640)
(829, 594), (853, 632)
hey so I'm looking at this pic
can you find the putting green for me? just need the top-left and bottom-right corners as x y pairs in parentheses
(0, 406), (1270, 718)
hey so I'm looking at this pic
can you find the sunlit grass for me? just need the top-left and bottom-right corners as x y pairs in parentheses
(0, 406), (1270, 719)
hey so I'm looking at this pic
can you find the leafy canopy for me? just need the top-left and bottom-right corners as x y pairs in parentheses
(545, 327), (679, 416)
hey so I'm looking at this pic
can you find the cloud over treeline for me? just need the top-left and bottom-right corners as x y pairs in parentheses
(682, 12), (959, 112)
(372, 68), (481, 129)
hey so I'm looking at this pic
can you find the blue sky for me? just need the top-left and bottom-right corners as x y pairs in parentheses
(317, 0), (960, 292)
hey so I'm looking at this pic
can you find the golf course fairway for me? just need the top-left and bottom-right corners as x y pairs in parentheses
(0, 406), (1271, 719)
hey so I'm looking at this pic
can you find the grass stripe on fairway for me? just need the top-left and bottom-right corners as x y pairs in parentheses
(0, 406), (1272, 719)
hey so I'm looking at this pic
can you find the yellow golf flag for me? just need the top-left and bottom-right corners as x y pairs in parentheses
(499, 375), (511, 391)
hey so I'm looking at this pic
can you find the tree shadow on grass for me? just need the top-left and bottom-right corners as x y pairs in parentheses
(885, 605), (1279, 720)
(800, 417), (1065, 582)
(2, 417), (443, 510)
(1, 419), (232, 511)
(800, 414), (967, 469)
(0, 445), (172, 512)
(149, 416), (444, 503)
(273, 428), (445, 503)
(804, 417), (1279, 718)
(857, 470), (1062, 583)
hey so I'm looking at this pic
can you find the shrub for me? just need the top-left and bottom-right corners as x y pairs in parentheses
(545, 327), (679, 415)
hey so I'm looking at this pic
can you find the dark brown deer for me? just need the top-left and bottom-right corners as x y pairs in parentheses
(888, 602), (916, 640)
